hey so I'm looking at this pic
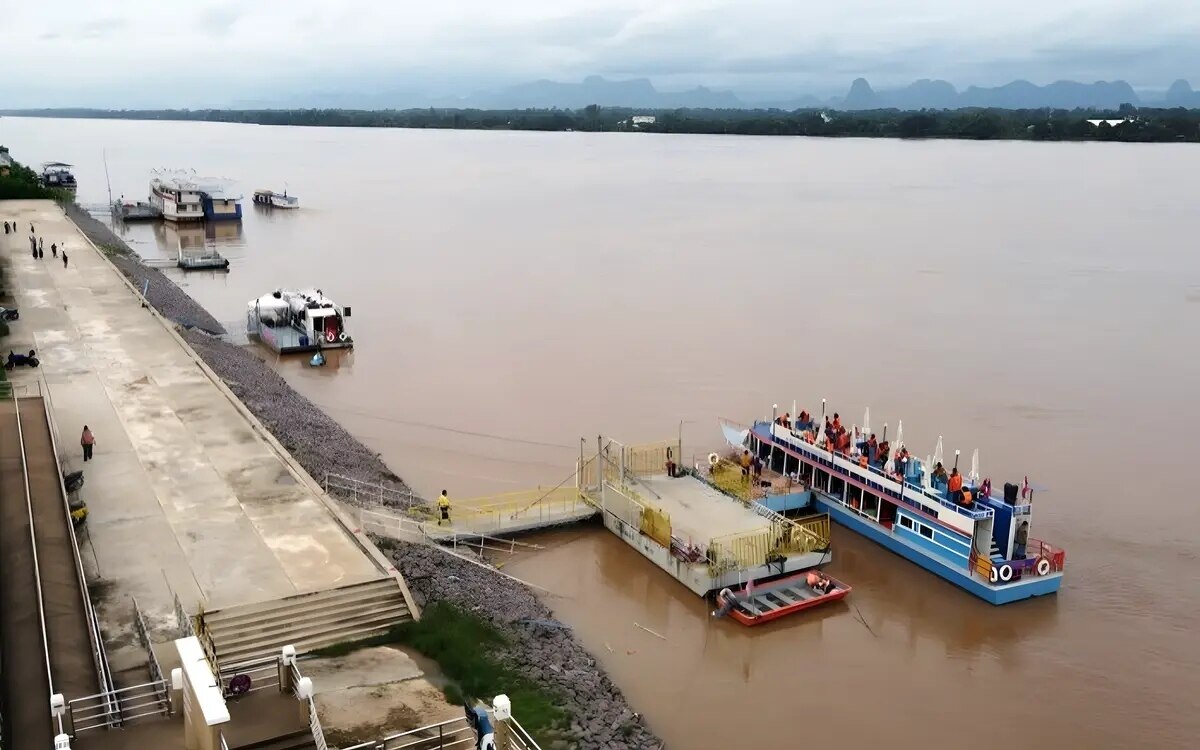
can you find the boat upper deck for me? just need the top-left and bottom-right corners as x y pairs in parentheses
(637, 474), (772, 543)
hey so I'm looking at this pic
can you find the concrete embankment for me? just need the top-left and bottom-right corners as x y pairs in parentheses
(62, 202), (663, 749)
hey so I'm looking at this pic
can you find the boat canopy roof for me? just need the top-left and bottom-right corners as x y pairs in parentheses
(42, 161), (73, 168)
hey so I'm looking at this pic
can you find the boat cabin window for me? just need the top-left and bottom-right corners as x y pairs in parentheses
(918, 523), (934, 540)
(899, 515), (914, 531)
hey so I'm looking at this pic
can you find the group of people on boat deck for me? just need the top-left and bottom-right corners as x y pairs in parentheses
(776, 406), (983, 507)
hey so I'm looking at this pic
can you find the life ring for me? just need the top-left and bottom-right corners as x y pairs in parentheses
(1036, 557), (1051, 576)
(325, 331), (336, 343)
(998, 564), (1013, 582)
(708, 453), (720, 466)
(338, 332), (348, 342)
(989, 565), (998, 583)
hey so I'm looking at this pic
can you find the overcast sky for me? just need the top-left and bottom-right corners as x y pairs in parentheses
(3, 0), (1199, 107)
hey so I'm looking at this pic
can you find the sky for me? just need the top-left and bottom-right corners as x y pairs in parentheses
(2, 0), (1199, 107)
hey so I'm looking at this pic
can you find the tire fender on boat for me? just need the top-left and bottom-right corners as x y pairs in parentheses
(338, 332), (348, 342)
(1036, 557), (1051, 576)
(325, 331), (336, 343)
(989, 565), (999, 584)
(708, 453), (720, 466)
(998, 563), (1014, 582)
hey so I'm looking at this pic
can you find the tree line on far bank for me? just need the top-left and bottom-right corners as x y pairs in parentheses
(4, 105), (1200, 142)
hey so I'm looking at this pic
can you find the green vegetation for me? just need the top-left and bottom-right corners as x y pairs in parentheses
(5, 105), (1200, 141)
(393, 602), (566, 741)
(0, 146), (68, 201)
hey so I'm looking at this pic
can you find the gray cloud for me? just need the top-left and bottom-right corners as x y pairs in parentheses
(1, 0), (1198, 107)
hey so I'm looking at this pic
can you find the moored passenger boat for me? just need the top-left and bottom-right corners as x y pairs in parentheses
(247, 288), (353, 354)
(253, 189), (299, 209)
(150, 173), (205, 222)
(725, 405), (1066, 605)
(40, 162), (77, 191)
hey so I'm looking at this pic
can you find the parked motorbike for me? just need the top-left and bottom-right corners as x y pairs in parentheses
(64, 470), (85, 493)
(5, 350), (39, 369)
(0, 307), (18, 321)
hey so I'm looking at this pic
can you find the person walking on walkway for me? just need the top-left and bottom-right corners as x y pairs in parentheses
(81, 425), (96, 462)
(37, 245), (43, 259)
(3, 221), (9, 234)
(62, 251), (69, 268)
(38, 237), (43, 253)
(437, 490), (451, 525)
(51, 242), (57, 258)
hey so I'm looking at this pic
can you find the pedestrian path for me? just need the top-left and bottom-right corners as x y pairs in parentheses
(0, 200), (384, 635)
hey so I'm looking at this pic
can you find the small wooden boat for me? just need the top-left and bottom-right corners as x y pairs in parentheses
(715, 570), (850, 626)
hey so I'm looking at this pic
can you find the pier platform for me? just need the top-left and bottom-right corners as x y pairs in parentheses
(0, 201), (398, 634)
(585, 438), (831, 597)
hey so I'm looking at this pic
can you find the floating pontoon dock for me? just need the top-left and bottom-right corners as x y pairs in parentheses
(581, 438), (831, 597)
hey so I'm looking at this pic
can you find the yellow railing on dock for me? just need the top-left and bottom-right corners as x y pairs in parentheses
(449, 487), (592, 531)
(706, 513), (831, 576)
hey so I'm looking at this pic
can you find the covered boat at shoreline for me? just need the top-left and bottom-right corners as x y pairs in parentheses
(253, 189), (299, 209)
(247, 288), (353, 354)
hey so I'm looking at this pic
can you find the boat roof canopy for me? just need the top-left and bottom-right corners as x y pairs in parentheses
(43, 161), (73, 168)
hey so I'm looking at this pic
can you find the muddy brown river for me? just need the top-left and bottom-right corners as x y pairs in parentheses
(3, 116), (1198, 748)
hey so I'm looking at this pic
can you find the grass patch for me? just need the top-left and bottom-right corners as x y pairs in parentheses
(307, 624), (407, 658)
(394, 602), (566, 742)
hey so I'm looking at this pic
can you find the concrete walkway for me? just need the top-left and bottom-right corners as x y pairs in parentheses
(0, 201), (381, 632)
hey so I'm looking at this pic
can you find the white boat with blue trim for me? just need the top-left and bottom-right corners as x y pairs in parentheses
(720, 405), (1065, 605)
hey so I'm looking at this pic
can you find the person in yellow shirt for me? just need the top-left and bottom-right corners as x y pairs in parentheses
(437, 490), (451, 525)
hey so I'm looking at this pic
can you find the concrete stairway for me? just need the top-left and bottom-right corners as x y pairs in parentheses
(202, 578), (412, 668)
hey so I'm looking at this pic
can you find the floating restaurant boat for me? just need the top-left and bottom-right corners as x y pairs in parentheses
(150, 173), (205, 222)
(726, 404), (1066, 605)
(253, 189), (299, 209)
(40, 162), (77, 191)
(247, 289), (353, 354)
(714, 570), (851, 626)
(201, 185), (243, 222)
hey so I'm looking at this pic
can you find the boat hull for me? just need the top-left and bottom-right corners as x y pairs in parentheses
(726, 572), (851, 626)
(813, 495), (1062, 605)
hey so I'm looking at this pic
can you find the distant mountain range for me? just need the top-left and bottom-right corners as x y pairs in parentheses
(228, 75), (1200, 112)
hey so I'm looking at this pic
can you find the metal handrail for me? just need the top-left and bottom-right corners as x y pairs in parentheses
(324, 472), (422, 510)
(508, 716), (544, 750)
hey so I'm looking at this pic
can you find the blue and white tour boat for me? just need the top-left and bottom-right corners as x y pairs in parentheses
(721, 403), (1065, 605)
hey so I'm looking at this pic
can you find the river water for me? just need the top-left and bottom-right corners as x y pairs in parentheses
(3, 116), (1198, 748)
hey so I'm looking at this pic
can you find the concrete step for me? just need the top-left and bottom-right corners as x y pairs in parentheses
(214, 600), (409, 655)
(204, 578), (413, 669)
(206, 588), (404, 641)
(235, 729), (316, 750)
(218, 619), (408, 667)
(204, 578), (397, 628)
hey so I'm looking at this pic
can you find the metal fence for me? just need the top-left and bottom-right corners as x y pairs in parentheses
(324, 472), (422, 510)
(339, 713), (543, 750)
(132, 596), (170, 717)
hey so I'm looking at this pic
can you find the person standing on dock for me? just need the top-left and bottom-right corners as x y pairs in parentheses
(437, 490), (451, 525)
(62, 251), (69, 268)
(81, 425), (95, 462)
(38, 237), (43, 254)
(3, 221), (9, 234)
(51, 242), (57, 258)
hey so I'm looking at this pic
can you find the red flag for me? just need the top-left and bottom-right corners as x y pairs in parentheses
(1022, 475), (1030, 500)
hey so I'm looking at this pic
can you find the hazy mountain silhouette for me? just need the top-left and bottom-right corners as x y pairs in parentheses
(461, 76), (743, 109)
(840, 78), (1142, 110)
(1165, 79), (1200, 107)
